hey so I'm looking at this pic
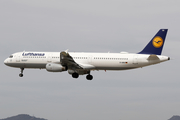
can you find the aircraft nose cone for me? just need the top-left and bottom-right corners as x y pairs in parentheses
(4, 59), (8, 65)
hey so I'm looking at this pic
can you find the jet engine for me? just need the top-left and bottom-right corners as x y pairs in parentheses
(46, 63), (66, 72)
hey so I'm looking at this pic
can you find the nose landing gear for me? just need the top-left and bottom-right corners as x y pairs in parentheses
(19, 68), (24, 77)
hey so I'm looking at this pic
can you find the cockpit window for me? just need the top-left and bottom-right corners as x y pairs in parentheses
(9, 55), (13, 58)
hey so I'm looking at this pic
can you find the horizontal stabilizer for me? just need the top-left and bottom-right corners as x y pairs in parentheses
(147, 54), (160, 60)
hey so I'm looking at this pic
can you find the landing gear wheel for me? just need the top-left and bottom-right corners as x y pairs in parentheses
(86, 74), (93, 80)
(72, 73), (79, 78)
(19, 73), (23, 77)
(19, 68), (24, 77)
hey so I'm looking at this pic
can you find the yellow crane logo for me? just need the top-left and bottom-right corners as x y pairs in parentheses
(152, 36), (163, 48)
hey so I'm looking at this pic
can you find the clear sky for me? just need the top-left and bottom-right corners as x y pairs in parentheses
(0, 0), (179, 120)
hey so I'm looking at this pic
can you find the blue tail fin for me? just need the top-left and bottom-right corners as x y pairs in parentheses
(138, 29), (168, 55)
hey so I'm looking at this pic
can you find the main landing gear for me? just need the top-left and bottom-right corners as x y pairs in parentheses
(72, 73), (93, 80)
(19, 68), (24, 77)
(86, 74), (93, 80)
(72, 72), (79, 78)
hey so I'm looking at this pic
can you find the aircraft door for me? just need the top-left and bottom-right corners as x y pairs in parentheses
(16, 54), (20, 62)
(47, 54), (52, 62)
(88, 55), (93, 64)
(133, 55), (138, 64)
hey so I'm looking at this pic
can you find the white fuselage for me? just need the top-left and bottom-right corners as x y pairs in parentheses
(4, 51), (169, 70)
(3, 29), (170, 80)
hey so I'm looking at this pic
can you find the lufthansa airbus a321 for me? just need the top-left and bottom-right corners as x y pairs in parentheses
(4, 29), (170, 80)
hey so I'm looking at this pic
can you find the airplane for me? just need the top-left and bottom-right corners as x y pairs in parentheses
(4, 29), (170, 80)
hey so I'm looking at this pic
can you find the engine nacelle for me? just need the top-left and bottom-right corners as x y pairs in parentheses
(46, 63), (66, 72)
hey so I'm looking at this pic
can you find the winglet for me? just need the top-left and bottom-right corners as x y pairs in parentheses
(65, 49), (69, 53)
(138, 29), (168, 55)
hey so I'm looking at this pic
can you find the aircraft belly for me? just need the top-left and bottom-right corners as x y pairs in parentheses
(94, 66), (137, 70)
(91, 61), (138, 70)
(6, 62), (46, 68)
(23, 63), (46, 68)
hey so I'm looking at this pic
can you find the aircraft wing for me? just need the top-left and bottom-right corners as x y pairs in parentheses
(78, 63), (95, 70)
(60, 51), (96, 70)
(60, 51), (83, 69)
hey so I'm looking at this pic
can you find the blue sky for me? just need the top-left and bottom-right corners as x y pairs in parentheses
(0, 0), (179, 120)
